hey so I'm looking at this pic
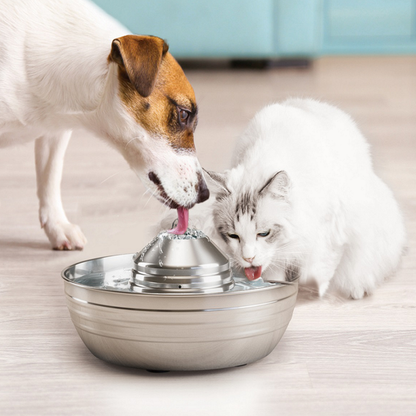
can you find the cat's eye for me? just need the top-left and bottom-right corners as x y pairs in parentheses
(258, 230), (270, 237)
(228, 233), (240, 240)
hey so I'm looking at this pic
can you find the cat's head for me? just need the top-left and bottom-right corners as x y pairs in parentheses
(205, 167), (295, 281)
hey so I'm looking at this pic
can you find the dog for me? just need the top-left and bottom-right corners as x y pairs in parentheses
(0, 0), (209, 250)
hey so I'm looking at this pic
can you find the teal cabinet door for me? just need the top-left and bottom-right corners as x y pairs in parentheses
(274, 0), (416, 56)
(273, 0), (320, 56)
(93, 0), (274, 58)
(322, 0), (416, 54)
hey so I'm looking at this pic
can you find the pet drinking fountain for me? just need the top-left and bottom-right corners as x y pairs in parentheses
(62, 229), (298, 371)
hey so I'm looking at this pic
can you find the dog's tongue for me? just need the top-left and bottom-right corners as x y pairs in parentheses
(244, 266), (262, 281)
(168, 207), (189, 235)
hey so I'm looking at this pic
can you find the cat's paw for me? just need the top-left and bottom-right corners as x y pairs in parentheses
(318, 281), (330, 297)
(349, 287), (366, 300)
(43, 220), (87, 250)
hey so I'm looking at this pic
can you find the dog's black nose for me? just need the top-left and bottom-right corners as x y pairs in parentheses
(196, 177), (210, 204)
(148, 171), (161, 186)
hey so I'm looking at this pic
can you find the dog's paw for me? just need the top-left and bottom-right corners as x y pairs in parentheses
(43, 221), (87, 251)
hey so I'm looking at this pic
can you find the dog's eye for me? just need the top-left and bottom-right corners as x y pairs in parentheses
(178, 109), (190, 125)
(228, 233), (240, 240)
(258, 230), (270, 237)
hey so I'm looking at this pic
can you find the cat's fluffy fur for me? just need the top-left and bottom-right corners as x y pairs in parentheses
(163, 99), (406, 299)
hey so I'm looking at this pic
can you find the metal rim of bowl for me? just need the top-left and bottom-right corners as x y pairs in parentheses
(61, 252), (298, 298)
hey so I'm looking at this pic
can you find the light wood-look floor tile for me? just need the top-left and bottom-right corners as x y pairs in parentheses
(1, 57), (415, 416)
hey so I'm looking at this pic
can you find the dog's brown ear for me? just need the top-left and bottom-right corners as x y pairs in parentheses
(109, 35), (169, 98)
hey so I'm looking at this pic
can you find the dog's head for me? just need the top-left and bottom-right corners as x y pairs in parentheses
(108, 35), (209, 209)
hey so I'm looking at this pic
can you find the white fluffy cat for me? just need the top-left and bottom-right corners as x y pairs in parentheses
(164, 99), (406, 299)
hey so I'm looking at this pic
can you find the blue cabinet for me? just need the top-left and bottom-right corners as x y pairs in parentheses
(322, 0), (416, 54)
(93, 0), (416, 57)
(273, 0), (321, 56)
(94, 0), (275, 57)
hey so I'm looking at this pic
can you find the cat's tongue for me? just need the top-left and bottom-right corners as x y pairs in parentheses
(168, 207), (189, 235)
(244, 266), (262, 281)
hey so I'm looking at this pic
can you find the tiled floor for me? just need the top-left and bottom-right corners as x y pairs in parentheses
(1, 57), (415, 415)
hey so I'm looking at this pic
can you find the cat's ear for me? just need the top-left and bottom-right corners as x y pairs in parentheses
(259, 170), (291, 199)
(203, 169), (230, 196)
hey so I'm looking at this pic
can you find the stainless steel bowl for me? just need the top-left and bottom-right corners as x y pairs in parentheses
(62, 230), (298, 371)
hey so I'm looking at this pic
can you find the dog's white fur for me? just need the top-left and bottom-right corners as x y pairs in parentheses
(0, 0), (204, 249)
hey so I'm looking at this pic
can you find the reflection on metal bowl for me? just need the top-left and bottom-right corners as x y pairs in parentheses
(61, 230), (298, 371)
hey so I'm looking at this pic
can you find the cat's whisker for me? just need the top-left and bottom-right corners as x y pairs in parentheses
(269, 258), (288, 268)
(271, 262), (289, 272)
(267, 263), (285, 273)
(269, 256), (303, 271)
(144, 186), (159, 208)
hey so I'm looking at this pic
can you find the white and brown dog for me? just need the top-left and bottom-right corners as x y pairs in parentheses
(0, 0), (209, 250)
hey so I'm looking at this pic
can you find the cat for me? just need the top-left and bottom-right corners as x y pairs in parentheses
(176, 98), (406, 299)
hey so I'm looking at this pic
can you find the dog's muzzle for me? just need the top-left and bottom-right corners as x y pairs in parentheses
(148, 171), (210, 208)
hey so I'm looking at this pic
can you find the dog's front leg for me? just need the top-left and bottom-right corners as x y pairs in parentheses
(35, 132), (87, 250)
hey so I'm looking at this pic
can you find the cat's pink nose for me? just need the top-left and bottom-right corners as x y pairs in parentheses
(243, 256), (255, 264)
